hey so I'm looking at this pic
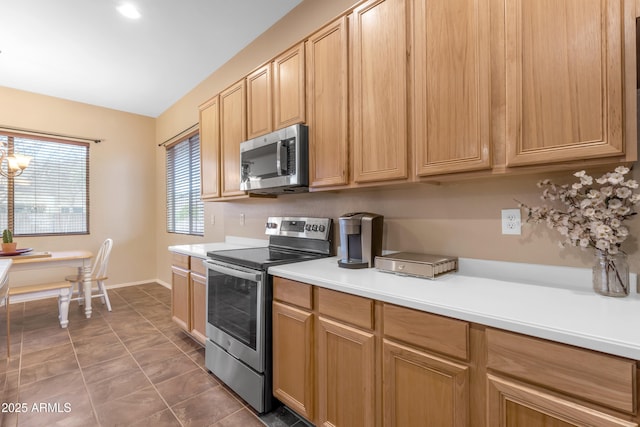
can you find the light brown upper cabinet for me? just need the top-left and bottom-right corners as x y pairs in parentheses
(199, 96), (220, 200)
(306, 17), (349, 189)
(246, 64), (273, 139)
(505, 0), (629, 166)
(273, 43), (306, 129)
(413, 0), (491, 176)
(351, 0), (409, 184)
(219, 80), (247, 198)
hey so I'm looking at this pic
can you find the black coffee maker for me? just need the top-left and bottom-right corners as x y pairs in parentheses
(337, 212), (384, 269)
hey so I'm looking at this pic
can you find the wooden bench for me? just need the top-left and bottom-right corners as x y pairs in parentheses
(4, 281), (72, 357)
(7, 281), (72, 328)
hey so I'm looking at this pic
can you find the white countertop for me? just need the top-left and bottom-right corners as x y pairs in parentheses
(269, 256), (640, 360)
(168, 236), (268, 258)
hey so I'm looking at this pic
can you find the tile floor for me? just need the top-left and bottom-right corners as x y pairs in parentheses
(0, 283), (307, 427)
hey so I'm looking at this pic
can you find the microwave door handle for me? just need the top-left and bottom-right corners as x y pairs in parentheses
(276, 141), (287, 176)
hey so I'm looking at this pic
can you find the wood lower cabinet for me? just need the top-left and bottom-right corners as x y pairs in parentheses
(317, 316), (376, 427)
(383, 304), (471, 427)
(383, 339), (469, 427)
(487, 374), (637, 427)
(170, 252), (207, 345)
(273, 277), (640, 426)
(189, 272), (207, 344)
(170, 265), (189, 331)
(272, 300), (315, 421)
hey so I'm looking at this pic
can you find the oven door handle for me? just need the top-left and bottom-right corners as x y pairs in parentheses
(204, 260), (262, 282)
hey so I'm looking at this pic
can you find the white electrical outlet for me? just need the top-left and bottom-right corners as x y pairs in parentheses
(501, 209), (521, 235)
(240, 213), (245, 226)
(210, 214), (215, 226)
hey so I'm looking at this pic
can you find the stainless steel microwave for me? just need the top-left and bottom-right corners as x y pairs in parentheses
(240, 124), (308, 195)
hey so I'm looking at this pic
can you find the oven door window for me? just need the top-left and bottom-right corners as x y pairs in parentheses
(208, 269), (258, 350)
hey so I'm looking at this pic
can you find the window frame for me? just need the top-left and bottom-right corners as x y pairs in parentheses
(0, 131), (90, 237)
(165, 131), (204, 236)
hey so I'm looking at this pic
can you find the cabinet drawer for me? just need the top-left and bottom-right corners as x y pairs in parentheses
(383, 304), (469, 361)
(317, 288), (373, 330)
(171, 252), (190, 270)
(190, 256), (206, 276)
(273, 277), (312, 309)
(486, 328), (636, 414)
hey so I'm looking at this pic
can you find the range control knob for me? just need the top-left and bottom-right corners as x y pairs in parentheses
(312, 224), (318, 232)
(305, 224), (312, 231)
(319, 225), (326, 232)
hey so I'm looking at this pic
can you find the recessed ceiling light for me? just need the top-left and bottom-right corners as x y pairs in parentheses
(117, 3), (141, 20)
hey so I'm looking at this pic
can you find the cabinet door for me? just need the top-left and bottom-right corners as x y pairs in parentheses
(273, 43), (305, 129)
(351, 0), (409, 183)
(199, 96), (220, 200)
(219, 80), (247, 197)
(171, 266), (190, 332)
(317, 316), (375, 427)
(505, 0), (625, 166)
(273, 301), (314, 422)
(383, 340), (469, 427)
(189, 272), (207, 345)
(306, 17), (349, 188)
(413, 0), (491, 176)
(247, 64), (273, 139)
(487, 374), (638, 427)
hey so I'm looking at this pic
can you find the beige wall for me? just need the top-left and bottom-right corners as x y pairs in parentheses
(155, 0), (640, 285)
(0, 86), (156, 286)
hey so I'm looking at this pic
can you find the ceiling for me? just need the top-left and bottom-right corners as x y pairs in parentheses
(0, 0), (302, 117)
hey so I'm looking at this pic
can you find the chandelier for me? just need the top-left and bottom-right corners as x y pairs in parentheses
(0, 141), (31, 178)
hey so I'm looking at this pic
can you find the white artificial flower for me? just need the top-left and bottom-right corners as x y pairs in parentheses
(579, 238), (590, 248)
(608, 173), (624, 185)
(615, 166), (630, 175)
(600, 186), (613, 197)
(574, 170), (586, 178)
(624, 180), (639, 189)
(608, 198), (622, 209)
(596, 239), (610, 251)
(616, 187), (632, 199)
(572, 183), (582, 190)
(583, 208), (595, 217)
(595, 224), (612, 238)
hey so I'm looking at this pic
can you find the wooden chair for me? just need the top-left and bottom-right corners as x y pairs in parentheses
(66, 238), (113, 311)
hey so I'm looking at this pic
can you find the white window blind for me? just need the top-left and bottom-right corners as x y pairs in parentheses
(166, 133), (204, 235)
(0, 134), (89, 236)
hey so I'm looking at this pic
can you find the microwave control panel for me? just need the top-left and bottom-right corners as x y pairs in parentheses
(265, 216), (331, 240)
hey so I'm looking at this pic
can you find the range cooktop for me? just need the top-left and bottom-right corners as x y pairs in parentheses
(207, 216), (333, 270)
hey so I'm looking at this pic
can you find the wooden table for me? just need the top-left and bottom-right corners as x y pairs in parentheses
(9, 251), (94, 322)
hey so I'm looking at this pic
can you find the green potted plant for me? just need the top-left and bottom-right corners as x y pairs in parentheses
(2, 229), (17, 253)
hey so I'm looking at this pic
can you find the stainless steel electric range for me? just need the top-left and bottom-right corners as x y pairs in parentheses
(203, 216), (332, 413)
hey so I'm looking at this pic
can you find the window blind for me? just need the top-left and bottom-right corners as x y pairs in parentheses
(0, 134), (89, 236)
(166, 133), (204, 235)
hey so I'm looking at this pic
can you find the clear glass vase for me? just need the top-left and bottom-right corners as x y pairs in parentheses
(593, 250), (630, 297)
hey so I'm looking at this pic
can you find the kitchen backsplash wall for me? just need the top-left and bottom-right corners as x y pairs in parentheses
(217, 166), (640, 275)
